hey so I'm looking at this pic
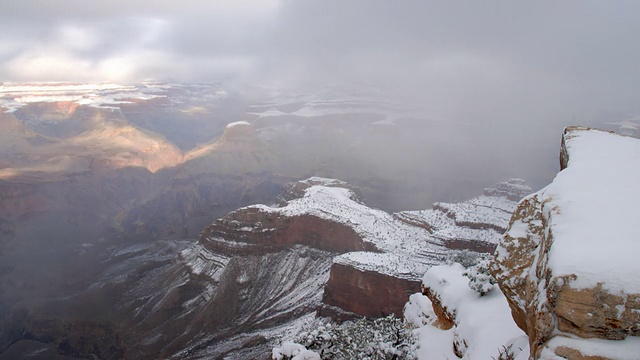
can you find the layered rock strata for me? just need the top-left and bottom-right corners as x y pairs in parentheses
(394, 179), (531, 253)
(492, 127), (640, 359)
(204, 177), (531, 319)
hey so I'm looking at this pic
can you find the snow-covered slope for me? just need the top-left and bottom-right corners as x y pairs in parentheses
(405, 264), (528, 360)
(547, 128), (640, 292)
(395, 179), (531, 252)
(213, 177), (447, 281)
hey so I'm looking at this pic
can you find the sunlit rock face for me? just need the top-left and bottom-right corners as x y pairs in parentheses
(1, 105), (184, 179)
(0, 82), (233, 181)
(0, 83), (285, 239)
(182, 121), (276, 175)
(492, 127), (640, 359)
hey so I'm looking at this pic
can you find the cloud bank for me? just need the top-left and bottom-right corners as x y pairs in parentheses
(2, 1), (640, 133)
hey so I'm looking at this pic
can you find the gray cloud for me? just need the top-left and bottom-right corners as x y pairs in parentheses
(2, 1), (639, 93)
(1, 0), (640, 155)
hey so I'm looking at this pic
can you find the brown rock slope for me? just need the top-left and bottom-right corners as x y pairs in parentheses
(491, 127), (640, 359)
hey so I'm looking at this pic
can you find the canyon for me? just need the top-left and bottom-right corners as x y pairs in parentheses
(2, 83), (638, 359)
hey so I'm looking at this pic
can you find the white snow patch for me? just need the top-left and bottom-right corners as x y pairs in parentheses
(412, 264), (526, 360)
(543, 335), (640, 360)
(0, 82), (168, 113)
(543, 129), (640, 293)
(404, 293), (436, 328)
(226, 120), (251, 128)
(272, 342), (320, 360)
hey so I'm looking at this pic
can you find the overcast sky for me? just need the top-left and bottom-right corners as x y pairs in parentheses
(2, 1), (640, 123)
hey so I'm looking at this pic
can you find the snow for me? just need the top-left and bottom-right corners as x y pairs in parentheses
(252, 185), (435, 253)
(433, 199), (514, 232)
(180, 243), (230, 281)
(542, 335), (640, 360)
(404, 293), (436, 328)
(299, 177), (348, 187)
(272, 342), (320, 360)
(541, 128), (640, 293)
(227, 177), (529, 282)
(0, 82), (168, 113)
(335, 252), (432, 280)
(226, 120), (251, 128)
(396, 191), (520, 247)
(238, 183), (447, 280)
(410, 264), (527, 360)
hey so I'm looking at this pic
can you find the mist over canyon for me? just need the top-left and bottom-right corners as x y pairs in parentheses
(1, 1), (639, 359)
(0, 81), (636, 359)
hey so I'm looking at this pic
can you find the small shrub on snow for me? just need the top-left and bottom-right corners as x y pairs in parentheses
(447, 249), (482, 268)
(493, 344), (516, 360)
(462, 253), (496, 296)
(289, 315), (415, 360)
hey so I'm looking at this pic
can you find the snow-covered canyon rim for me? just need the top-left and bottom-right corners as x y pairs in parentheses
(541, 128), (640, 293)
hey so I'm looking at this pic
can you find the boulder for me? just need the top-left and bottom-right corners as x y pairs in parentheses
(492, 127), (640, 359)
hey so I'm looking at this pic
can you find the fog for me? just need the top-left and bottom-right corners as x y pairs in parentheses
(1, 2), (640, 357)
(3, 1), (640, 104)
(2, 7), (638, 121)
(1, 0), (639, 197)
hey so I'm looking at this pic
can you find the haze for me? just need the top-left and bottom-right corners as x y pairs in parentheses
(2, 0), (640, 192)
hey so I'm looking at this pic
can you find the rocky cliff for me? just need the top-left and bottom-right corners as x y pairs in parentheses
(394, 179), (531, 253)
(202, 177), (441, 318)
(0, 174), (533, 359)
(321, 262), (421, 318)
(204, 177), (531, 320)
(491, 127), (640, 359)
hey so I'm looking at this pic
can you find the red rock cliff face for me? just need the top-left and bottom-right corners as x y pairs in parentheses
(202, 207), (379, 254)
(322, 263), (421, 318)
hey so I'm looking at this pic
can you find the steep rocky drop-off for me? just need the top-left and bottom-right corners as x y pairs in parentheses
(204, 177), (530, 319)
(0, 175), (532, 359)
(491, 127), (640, 359)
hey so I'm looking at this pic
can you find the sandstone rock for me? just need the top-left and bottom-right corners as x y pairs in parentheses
(421, 285), (456, 330)
(492, 127), (640, 359)
(204, 209), (377, 254)
(321, 262), (421, 318)
(182, 121), (276, 175)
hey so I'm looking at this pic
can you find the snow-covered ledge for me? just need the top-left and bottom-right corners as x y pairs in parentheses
(492, 126), (640, 359)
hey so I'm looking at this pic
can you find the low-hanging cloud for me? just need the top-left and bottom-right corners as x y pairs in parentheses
(1, 1), (640, 143)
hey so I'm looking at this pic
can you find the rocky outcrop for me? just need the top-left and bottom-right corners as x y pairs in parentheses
(491, 127), (640, 359)
(420, 285), (456, 330)
(202, 177), (378, 254)
(278, 177), (366, 204)
(205, 210), (377, 254)
(405, 263), (528, 360)
(205, 176), (532, 321)
(182, 121), (276, 175)
(321, 262), (421, 318)
(395, 179), (531, 253)
(202, 177), (441, 320)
